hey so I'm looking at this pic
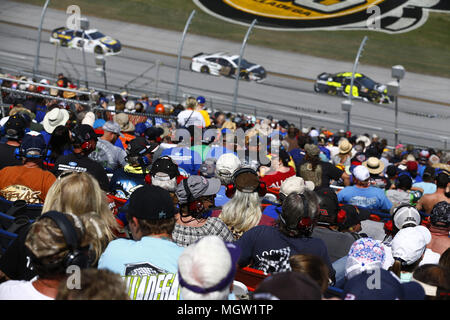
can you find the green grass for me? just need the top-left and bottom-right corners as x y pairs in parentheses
(13, 0), (450, 78)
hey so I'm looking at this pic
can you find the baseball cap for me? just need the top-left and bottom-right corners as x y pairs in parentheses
(102, 121), (124, 137)
(343, 269), (425, 300)
(406, 161), (418, 172)
(176, 175), (221, 204)
(199, 158), (216, 178)
(4, 114), (27, 140)
(20, 133), (46, 158)
(145, 126), (164, 141)
(304, 144), (320, 157)
(253, 272), (322, 300)
(392, 205), (421, 229)
(339, 204), (371, 229)
(278, 120), (289, 129)
(126, 137), (159, 157)
(280, 176), (315, 197)
(72, 124), (98, 144)
(345, 238), (386, 280)
(353, 165), (370, 181)
(128, 185), (175, 220)
(215, 153), (241, 179)
(196, 96), (206, 104)
(150, 156), (180, 179)
(315, 188), (339, 225)
(391, 225), (431, 265)
(178, 236), (241, 294)
(430, 201), (449, 228)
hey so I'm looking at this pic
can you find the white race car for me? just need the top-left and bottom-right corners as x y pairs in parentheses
(49, 27), (122, 56)
(190, 52), (266, 82)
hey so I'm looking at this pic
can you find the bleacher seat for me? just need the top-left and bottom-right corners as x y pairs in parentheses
(0, 197), (43, 220)
(0, 211), (34, 256)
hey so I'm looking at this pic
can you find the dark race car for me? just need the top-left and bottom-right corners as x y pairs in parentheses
(314, 72), (392, 104)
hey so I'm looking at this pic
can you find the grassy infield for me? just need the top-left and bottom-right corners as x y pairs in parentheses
(13, 0), (450, 78)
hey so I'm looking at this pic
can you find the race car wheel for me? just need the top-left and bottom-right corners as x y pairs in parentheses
(60, 39), (68, 47)
(94, 46), (104, 54)
(314, 83), (320, 92)
(327, 87), (337, 95)
(200, 66), (210, 74)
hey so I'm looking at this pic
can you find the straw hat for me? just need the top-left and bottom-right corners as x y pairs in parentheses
(338, 139), (353, 154)
(363, 157), (385, 175)
(42, 108), (70, 134)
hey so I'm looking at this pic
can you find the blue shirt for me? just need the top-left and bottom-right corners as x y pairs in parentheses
(161, 146), (202, 176)
(98, 236), (184, 300)
(262, 204), (282, 220)
(337, 185), (392, 211)
(412, 182), (436, 195)
(215, 185), (231, 207)
(289, 148), (305, 165)
(205, 146), (236, 160)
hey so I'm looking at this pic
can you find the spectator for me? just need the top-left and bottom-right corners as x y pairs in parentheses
(214, 153), (242, 207)
(109, 137), (159, 200)
(331, 138), (353, 170)
(297, 143), (350, 191)
(252, 271), (322, 300)
(113, 113), (135, 150)
(426, 201), (450, 255)
(413, 166), (437, 195)
(313, 188), (366, 263)
(363, 156), (388, 189)
(284, 124), (299, 152)
(259, 149), (296, 188)
(144, 126), (164, 160)
(89, 121), (127, 172)
(412, 264), (450, 300)
(218, 167), (273, 239)
(98, 185), (183, 300)
(41, 107), (70, 145)
(56, 268), (129, 300)
(383, 204), (422, 244)
(289, 254), (330, 294)
(337, 165), (392, 211)
(53, 124), (110, 192)
(47, 125), (73, 166)
(195, 96), (211, 128)
(0, 114), (26, 169)
(173, 175), (234, 247)
(236, 191), (335, 281)
(385, 164), (399, 190)
(342, 268), (425, 300)
(176, 97), (205, 128)
(0, 211), (108, 299)
(343, 238), (387, 284)
(0, 133), (56, 204)
(390, 225), (437, 282)
(439, 248), (450, 270)
(416, 173), (449, 214)
(262, 175), (315, 222)
(178, 235), (240, 300)
(385, 174), (415, 207)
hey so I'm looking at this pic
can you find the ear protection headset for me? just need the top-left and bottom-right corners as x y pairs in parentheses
(225, 167), (267, 198)
(280, 193), (314, 237)
(182, 178), (206, 218)
(15, 145), (51, 160)
(71, 130), (95, 153)
(30, 211), (89, 270)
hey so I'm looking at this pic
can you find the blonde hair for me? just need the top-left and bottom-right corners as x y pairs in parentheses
(42, 172), (118, 263)
(219, 189), (262, 239)
(185, 97), (198, 109)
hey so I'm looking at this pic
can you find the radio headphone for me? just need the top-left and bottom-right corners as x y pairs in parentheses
(182, 178), (206, 218)
(30, 211), (90, 270)
(225, 167), (267, 198)
(280, 192), (314, 237)
(71, 129), (95, 153)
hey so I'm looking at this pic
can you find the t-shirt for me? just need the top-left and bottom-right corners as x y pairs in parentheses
(0, 143), (22, 170)
(311, 227), (360, 263)
(261, 167), (296, 189)
(289, 148), (305, 165)
(0, 165), (56, 204)
(235, 225), (335, 280)
(0, 278), (53, 300)
(297, 160), (344, 191)
(172, 217), (235, 247)
(161, 146), (202, 176)
(89, 138), (127, 171)
(53, 153), (110, 191)
(98, 236), (184, 300)
(412, 182), (437, 195)
(109, 165), (147, 200)
(214, 185), (231, 207)
(177, 109), (205, 128)
(386, 189), (412, 207)
(337, 186), (392, 211)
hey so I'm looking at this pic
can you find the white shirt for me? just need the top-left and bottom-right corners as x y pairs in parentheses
(0, 278), (53, 300)
(177, 109), (205, 128)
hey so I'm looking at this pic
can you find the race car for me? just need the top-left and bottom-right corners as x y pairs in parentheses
(314, 72), (392, 104)
(49, 27), (121, 56)
(190, 52), (266, 82)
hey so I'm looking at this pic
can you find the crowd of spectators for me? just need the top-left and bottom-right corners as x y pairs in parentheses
(0, 72), (449, 301)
